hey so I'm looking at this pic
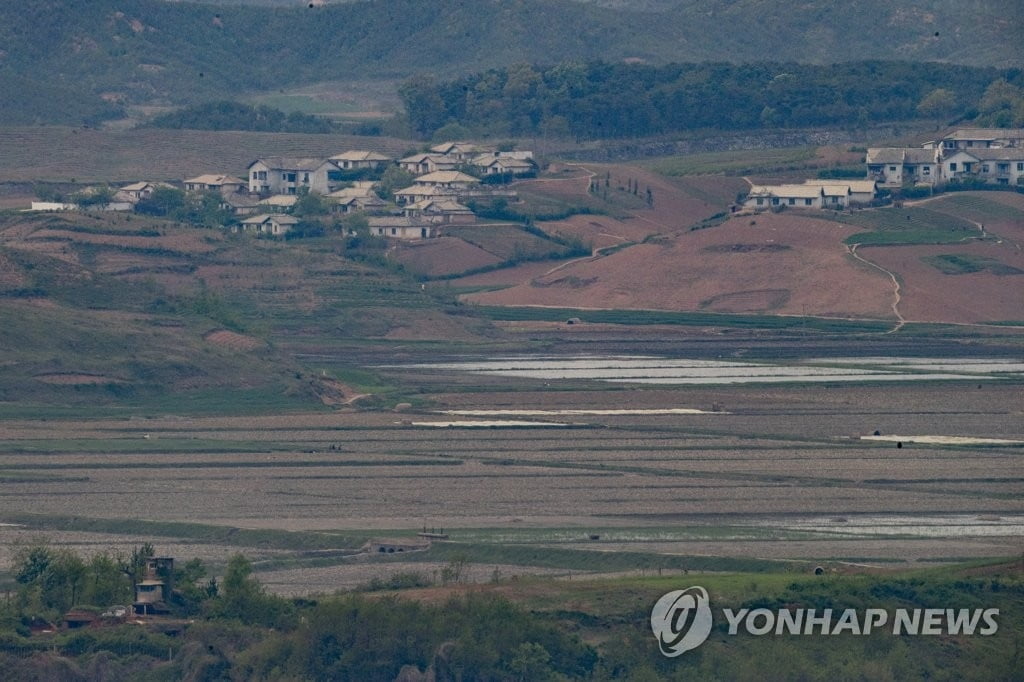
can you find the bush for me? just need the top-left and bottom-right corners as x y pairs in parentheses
(359, 572), (433, 592)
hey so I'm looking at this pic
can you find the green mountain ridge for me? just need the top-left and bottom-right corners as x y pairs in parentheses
(1, 0), (1021, 124)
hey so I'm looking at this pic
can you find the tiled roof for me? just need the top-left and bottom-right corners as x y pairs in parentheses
(249, 157), (331, 171)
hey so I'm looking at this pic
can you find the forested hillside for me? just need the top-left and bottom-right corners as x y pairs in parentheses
(1, 0), (1020, 124)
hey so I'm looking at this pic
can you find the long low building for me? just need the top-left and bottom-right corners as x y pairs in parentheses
(742, 179), (877, 211)
(368, 216), (437, 240)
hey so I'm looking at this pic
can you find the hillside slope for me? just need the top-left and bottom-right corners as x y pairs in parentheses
(0, 211), (490, 413)
(463, 169), (1024, 325)
(1, 0), (1020, 123)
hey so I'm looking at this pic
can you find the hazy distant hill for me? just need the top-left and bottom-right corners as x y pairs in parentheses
(1, 0), (1020, 123)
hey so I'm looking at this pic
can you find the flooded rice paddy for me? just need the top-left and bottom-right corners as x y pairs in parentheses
(399, 356), (1024, 385)
(771, 514), (1024, 538)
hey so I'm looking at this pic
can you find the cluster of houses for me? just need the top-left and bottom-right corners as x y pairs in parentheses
(224, 141), (533, 239)
(32, 142), (536, 240)
(740, 127), (1024, 213)
(866, 127), (1024, 187)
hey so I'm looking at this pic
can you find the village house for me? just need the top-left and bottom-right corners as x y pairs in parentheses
(239, 213), (299, 236)
(393, 184), (458, 206)
(403, 198), (475, 224)
(412, 170), (480, 191)
(743, 184), (830, 210)
(246, 157), (343, 195)
(865, 148), (941, 186)
(368, 216), (437, 240)
(118, 181), (174, 203)
(429, 141), (493, 161)
(803, 179), (878, 205)
(471, 155), (536, 176)
(184, 174), (247, 194)
(220, 192), (262, 216)
(932, 127), (1024, 151)
(397, 153), (460, 175)
(328, 150), (392, 171)
(325, 182), (378, 201)
(326, 182), (389, 214)
(943, 148), (1024, 185)
(259, 194), (299, 211)
(330, 194), (389, 213)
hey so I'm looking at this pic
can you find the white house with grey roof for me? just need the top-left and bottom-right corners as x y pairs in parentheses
(184, 174), (246, 194)
(246, 157), (343, 195)
(368, 216), (437, 240)
(803, 179), (878, 205)
(943, 148), (1024, 185)
(865, 148), (941, 186)
(743, 184), (832, 210)
(866, 127), (1024, 188)
(239, 214), (299, 236)
(934, 128), (1024, 152)
(328, 150), (392, 170)
(398, 154), (460, 175)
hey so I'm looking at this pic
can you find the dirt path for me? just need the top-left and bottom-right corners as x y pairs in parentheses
(904, 193), (1022, 253)
(848, 243), (905, 333)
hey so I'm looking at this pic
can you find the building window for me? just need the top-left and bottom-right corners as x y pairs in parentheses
(922, 166), (931, 175)
(982, 164), (990, 173)
(804, 198), (812, 206)
(997, 164), (1009, 173)
(889, 166), (897, 172)
(1017, 163), (1024, 172)
(391, 228), (397, 235)
(756, 198), (764, 206)
(772, 198), (780, 205)
(303, 173), (310, 183)
(949, 163), (957, 172)
(967, 141), (973, 147)
(788, 198), (796, 205)
(997, 178), (1009, 185)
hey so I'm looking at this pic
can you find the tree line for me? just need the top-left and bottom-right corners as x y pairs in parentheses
(400, 60), (1023, 140)
(145, 100), (336, 134)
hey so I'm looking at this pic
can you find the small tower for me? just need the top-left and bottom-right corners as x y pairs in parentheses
(133, 557), (174, 615)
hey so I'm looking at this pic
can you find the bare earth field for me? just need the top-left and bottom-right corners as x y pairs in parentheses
(862, 241), (1024, 323)
(466, 213), (896, 319)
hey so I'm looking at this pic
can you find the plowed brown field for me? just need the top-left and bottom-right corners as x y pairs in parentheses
(861, 242), (1024, 323)
(467, 213), (895, 319)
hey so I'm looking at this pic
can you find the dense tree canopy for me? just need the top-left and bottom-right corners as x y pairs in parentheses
(401, 60), (1021, 140)
(146, 101), (335, 134)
